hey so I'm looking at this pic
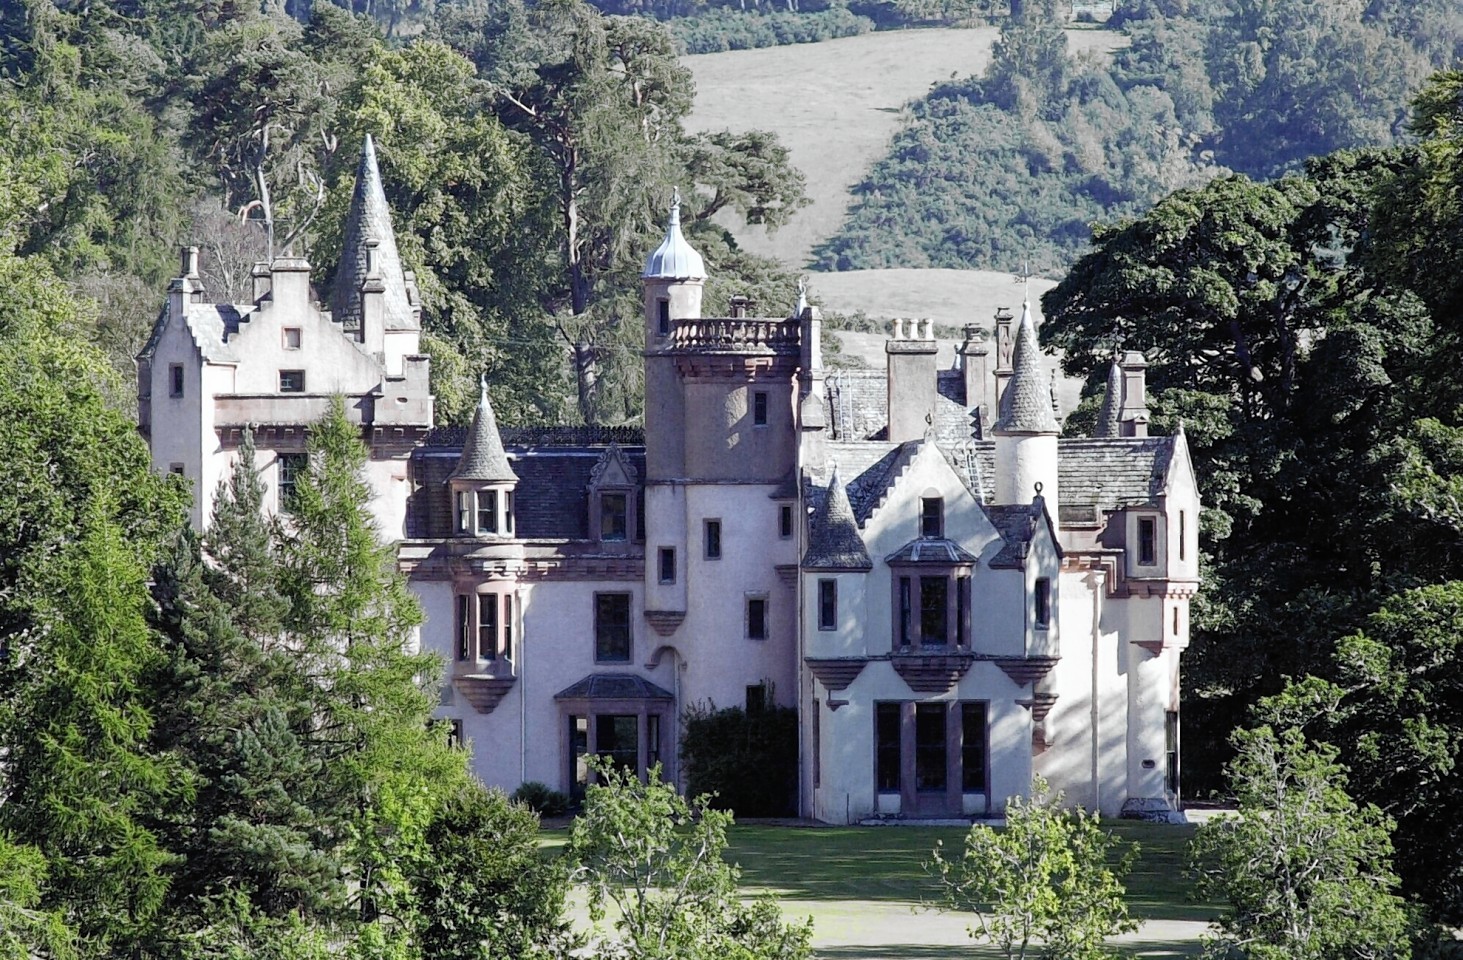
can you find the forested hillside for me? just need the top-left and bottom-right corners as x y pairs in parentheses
(1040, 69), (1463, 922)
(0, 0), (808, 426)
(817, 0), (1462, 275)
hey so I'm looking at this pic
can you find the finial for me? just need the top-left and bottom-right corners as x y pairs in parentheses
(796, 276), (808, 315)
(1014, 258), (1032, 306)
(479, 372), (488, 401)
(670, 187), (682, 225)
(1034, 481), (1043, 496)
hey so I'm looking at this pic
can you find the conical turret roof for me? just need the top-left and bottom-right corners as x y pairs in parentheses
(331, 134), (416, 332)
(449, 379), (518, 484)
(642, 189), (706, 281)
(994, 301), (1059, 434)
(803, 467), (872, 570)
(1094, 359), (1122, 438)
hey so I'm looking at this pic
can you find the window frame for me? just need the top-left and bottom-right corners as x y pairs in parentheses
(920, 497), (944, 539)
(594, 592), (633, 663)
(282, 326), (302, 350)
(477, 489), (499, 535)
(279, 369), (306, 394)
(746, 594), (768, 641)
(277, 453), (307, 509)
(658, 546), (676, 584)
(1034, 577), (1051, 628)
(817, 578), (837, 631)
(752, 390), (768, 426)
(892, 562), (974, 651)
(779, 504), (793, 539)
(1137, 516), (1158, 566)
(657, 299), (670, 337)
(704, 518), (722, 560)
(168, 363), (185, 398)
(600, 492), (628, 542)
(875, 702), (901, 794)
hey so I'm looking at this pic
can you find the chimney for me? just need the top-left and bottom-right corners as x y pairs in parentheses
(167, 244), (206, 318)
(886, 317), (939, 443)
(250, 261), (272, 303)
(360, 238), (386, 356)
(728, 295), (753, 318)
(993, 306), (1015, 413)
(1118, 350), (1151, 437)
(958, 323), (991, 434)
(268, 251), (312, 319)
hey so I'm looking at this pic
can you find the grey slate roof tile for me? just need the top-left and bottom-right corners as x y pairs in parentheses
(449, 387), (518, 483)
(993, 304), (1059, 434)
(1095, 361), (1122, 438)
(803, 468), (873, 570)
(554, 673), (674, 701)
(331, 135), (416, 333)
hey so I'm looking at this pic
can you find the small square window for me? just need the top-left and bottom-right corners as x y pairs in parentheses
(169, 364), (184, 398)
(920, 497), (943, 538)
(818, 579), (837, 631)
(282, 327), (302, 350)
(601, 493), (628, 542)
(704, 519), (722, 560)
(753, 390), (768, 426)
(746, 596), (768, 640)
(658, 547), (676, 584)
(779, 504), (793, 539)
(279, 369), (306, 393)
(169, 463), (185, 476)
(1035, 577), (1050, 628)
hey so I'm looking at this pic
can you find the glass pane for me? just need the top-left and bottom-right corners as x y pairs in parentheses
(502, 594), (513, 661)
(915, 704), (946, 792)
(595, 594), (631, 662)
(478, 490), (497, 534)
(648, 714), (662, 771)
(571, 715), (589, 797)
(962, 703), (987, 793)
(596, 714), (639, 774)
(601, 494), (627, 541)
(478, 594), (496, 659)
(876, 703), (901, 793)
(920, 577), (948, 645)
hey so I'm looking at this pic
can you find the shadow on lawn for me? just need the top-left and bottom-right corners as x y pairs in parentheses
(813, 940), (1203, 960)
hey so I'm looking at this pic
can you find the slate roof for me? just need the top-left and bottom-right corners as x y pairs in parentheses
(993, 303), (1059, 434)
(449, 385), (518, 483)
(803, 468), (873, 570)
(138, 302), (254, 364)
(409, 442), (646, 541)
(331, 135), (416, 333)
(984, 502), (1045, 568)
(554, 673), (674, 701)
(824, 371), (973, 445)
(1094, 360), (1122, 438)
(884, 538), (979, 565)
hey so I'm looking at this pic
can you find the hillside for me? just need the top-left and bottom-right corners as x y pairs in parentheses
(683, 27), (1126, 268)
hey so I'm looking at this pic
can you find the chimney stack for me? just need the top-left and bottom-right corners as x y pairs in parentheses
(993, 306), (1015, 413)
(360, 237), (386, 356)
(958, 323), (992, 435)
(886, 317), (939, 444)
(1117, 351), (1150, 437)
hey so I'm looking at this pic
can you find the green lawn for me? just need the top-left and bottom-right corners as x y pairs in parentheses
(546, 820), (1218, 958)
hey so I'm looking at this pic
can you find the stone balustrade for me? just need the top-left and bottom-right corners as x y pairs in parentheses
(668, 316), (800, 354)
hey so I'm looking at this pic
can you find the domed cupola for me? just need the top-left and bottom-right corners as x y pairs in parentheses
(642, 188), (706, 281)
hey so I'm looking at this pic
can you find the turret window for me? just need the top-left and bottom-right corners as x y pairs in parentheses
(456, 488), (512, 537)
(658, 299), (670, 336)
(1138, 517), (1157, 566)
(658, 547), (676, 584)
(818, 579), (837, 631)
(1035, 577), (1051, 628)
(169, 364), (184, 398)
(478, 491), (498, 534)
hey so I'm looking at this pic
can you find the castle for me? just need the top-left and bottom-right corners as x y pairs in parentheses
(139, 138), (1198, 822)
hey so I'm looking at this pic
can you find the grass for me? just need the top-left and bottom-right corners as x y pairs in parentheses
(683, 28), (1127, 269)
(546, 820), (1218, 958)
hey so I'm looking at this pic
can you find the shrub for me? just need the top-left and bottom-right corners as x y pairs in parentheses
(510, 781), (573, 817)
(668, 9), (872, 55)
(680, 701), (798, 817)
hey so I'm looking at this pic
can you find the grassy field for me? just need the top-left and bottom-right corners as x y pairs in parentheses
(550, 820), (1216, 958)
(683, 28), (1127, 269)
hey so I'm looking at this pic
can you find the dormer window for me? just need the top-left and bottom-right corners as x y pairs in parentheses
(600, 493), (628, 541)
(478, 491), (498, 534)
(1137, 517), (1157, 566)
(920, 497), (943, 538)
(455, 487), (513, 537)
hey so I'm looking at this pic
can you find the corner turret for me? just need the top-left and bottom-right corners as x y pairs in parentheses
(993, 301), (1059, 517)
(449, 377), (518, 538)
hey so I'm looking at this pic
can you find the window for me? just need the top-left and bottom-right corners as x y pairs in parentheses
(920, 497), (943, 538)
(658, 547), (676, 584)
(455, 595), (471, 661)
(1138, 517), (1157, 566)
(746, 596), (768, 640)
(1034, 577), (1051, 628)
(956, 575), (970, 647)
(502, 594), (514, 660)
(813, 701), (821, 789)
(279, 369), (306, 393)
(704, 519), (722, 560)
(657, 299), (670, 336)
(915, 704), (947, 792)
(1173, 604), (1180, 637)
(446, 718), (465, 750)
(478, 594), (497, 659)
(1179, 510), (1186, 561)
(594, 593), (631, 662)
(817, 579), (837, 631)
(282, 327), (302, 350)
(570, 715), (589, 797)
(596, 714), (638, 773)
(919, 576), (948, 645)
(1165, 711), (1180, 796)
(600, 493), (627, 542)
(752, 390), (768, 426)
(169, 463), (185, 476)
(456, 491), (472, 533)
(505, 491), (515, 535)
(779, 504), (793, 539)
(169, 364), (184, 398)
(477, 490), (498, 534)
(898, 577), (912, 647)
(876, 703), (901, 793)
(961, 703), (987, 793)
(647, 714), (662, 770)
(277, 453), (307, 508)
(745, 683), (766, 713)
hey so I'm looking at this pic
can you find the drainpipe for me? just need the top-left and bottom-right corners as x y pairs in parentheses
(1090, 567), (1106, 813)
(519, 585), (527, 786)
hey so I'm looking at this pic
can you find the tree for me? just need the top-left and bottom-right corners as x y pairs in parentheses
(570, 759), (813, 959)
(1189, 725), (1414, 960)
(929, 777), (1136, 960)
